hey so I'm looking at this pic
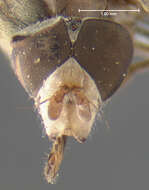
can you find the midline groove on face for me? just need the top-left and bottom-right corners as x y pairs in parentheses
(11, 17), (133, 101)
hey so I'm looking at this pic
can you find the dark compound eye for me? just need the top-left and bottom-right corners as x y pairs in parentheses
(11, 18), (71, 96)
(11, 17), (133, 101)
(73, 19), (133, 100)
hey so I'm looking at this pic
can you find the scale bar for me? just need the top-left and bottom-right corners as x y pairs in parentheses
(78, 9), (140, 12)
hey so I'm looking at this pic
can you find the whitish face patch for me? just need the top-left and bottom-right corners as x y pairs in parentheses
(37, 57), (101, 142)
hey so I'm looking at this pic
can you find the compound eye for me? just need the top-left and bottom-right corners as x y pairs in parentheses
(74, 19), (133, 100)
(11, 18), (71, 97)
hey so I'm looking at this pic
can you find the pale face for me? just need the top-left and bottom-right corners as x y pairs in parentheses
(37, 58), (101, 142)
